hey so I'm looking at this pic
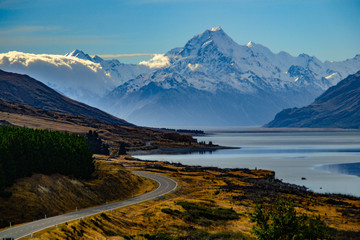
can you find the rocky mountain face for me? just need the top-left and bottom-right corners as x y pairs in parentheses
(102, 27), (360, 126)
(0, 69), (133, 126)
(265, 70), (360, 129)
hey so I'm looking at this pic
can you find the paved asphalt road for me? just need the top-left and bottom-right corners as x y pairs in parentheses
(0, 171), (177, 239)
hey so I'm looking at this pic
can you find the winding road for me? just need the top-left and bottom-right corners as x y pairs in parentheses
(0, 171), (177, 239)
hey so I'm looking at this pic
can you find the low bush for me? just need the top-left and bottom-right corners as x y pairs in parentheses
(162, 201), (238, 226)
(250, 197), (330, 240)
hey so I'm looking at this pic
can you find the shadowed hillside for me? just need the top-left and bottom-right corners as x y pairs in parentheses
(0, 69), (132, 126)
(266, 70), (360, 129)
(0, 100), (214, 152)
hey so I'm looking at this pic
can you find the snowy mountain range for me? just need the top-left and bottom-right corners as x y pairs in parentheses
(102, 27), (360, 126)
(0, 50), (150, 106)
(1, 27), (360, 127)
(64, 49), (151, 86)
(266, 70), (360, 129)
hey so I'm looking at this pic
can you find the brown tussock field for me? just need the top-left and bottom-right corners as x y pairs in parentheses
(0, 156), (156, 229)
(22, 155), (360, 240)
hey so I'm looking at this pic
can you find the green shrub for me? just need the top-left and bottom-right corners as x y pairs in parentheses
(86, 130), (109, 155)
(177, 201), (239, 222)
(161, 201), (239, 226)
(141, 233), (175, 240)
(179, 230), (250, 240)
(161, 208), (182, 216)
(250, 197), (330, 240)
(139, 230), (250, 240)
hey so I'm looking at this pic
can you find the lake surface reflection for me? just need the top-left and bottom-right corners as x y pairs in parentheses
(134, 130), (360, 196)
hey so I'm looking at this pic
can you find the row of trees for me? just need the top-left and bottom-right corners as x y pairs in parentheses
(0, 126), (94, 196)
(86, 130), (109, 155)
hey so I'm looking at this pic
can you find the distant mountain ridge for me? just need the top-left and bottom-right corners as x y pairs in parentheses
(1, 28), (360, 127)
(64, 49), (151, 84)
(102, 27), (360, 126)
(265, 70), (360, 129)
(0, 51), (151, 106)
(0, 69), (133, 126)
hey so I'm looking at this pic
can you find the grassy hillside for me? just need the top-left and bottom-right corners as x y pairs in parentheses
(26, 157), (360, 240)
(0, 69), (132, 126)
(0, 100), (215, 152)
(0, 156), (155, 229)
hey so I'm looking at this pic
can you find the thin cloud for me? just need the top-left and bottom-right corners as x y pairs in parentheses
(0, 51), (115, 98)
(0, 0), (28, 9)
(139, 54), (170, 69)
(0, 26), (61, 35)
(97, 53), (157, 59)
(0, 35), (112, 47)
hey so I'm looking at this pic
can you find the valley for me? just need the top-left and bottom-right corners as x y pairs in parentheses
(1, 4), (360, 238)
(19, 156), (360, 240)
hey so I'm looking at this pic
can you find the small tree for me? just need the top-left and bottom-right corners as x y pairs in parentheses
(118, 142), (127, 155)
(250, 197), (329, 240)
(86, 130), (109, 155)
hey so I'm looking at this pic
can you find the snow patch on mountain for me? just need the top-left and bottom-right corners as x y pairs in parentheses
(187, 63), (200, 71)
(325, 72), (338, 80)
(211, 26), (222, 32)
(103, 27), (360, 126)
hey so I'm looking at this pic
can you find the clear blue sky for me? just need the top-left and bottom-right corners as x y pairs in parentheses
(0, 0), (359, 63)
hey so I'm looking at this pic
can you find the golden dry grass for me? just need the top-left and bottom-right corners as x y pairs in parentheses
(23, 156), (360, 240)
(0, 156), (156, 229)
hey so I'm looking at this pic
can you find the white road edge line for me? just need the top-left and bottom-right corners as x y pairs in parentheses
(0, 171), (177, 240)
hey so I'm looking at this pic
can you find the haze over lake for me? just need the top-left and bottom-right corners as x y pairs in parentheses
(135, 129), (360, 197)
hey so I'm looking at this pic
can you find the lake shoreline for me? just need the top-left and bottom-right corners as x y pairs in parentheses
(129, 145), (238, 155)
(315, 162), (360, 178)
(134, 130), (360, 197)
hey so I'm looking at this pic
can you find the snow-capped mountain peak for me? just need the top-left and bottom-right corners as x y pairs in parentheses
(211, 26), (222, 32)
(246, 41), (254, 47)
(2, 27), (360, 128)
(65, 49), (92, 61)
(63, 49), (152, 86)
(102, 27), (360, 127)
(65, 49), (82, 57)
(64, 49), (104, 63)
(177, 27), (241, 58)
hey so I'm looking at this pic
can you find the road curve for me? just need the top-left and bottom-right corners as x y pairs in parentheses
(0, 171), (177, 239)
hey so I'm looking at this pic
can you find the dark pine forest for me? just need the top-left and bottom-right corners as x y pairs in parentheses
(0, 126), (94, 196)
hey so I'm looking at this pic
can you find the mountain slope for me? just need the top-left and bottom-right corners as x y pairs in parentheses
(103, 27), (360, 126)
(64, 49), (151, 85)
(0, 69), (132, 126)
(265, 70), (360, 129)
(0, 51), (151, 106)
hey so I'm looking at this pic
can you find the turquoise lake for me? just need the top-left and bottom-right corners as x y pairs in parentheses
(134, 130), (360, 197)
